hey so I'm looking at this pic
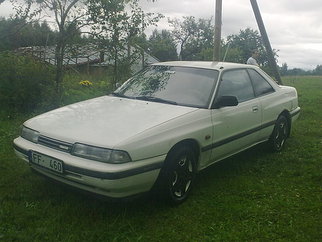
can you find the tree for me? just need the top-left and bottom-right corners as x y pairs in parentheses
(181, 18), (214, 60)
(0, 52), (55, 114)
(286, 68), (308, 76)
(148, 29), (177, 61)
(225, 27), (278, 67)
(0, 18), (57, 51)
(0, 0), (42, 51)
(220, 46), (243, 63)
(280, 63), (288, 76)
(313, 65), (322, 75)
(8, 0), (161, 103)
(34, 0), (89, 102)
(226, 28), (263, 63)
(166, 16), (216, 61)
(88, 0), (162, 86)
(168, 16), (197, 60)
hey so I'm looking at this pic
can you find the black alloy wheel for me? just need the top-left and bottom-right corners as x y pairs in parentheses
(270, 115), (289, 152)
(159, 145), (197, 205)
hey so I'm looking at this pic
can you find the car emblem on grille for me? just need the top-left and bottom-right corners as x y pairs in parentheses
(58, 145), (70, 151)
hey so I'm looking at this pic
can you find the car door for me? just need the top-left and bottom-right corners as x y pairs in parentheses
(208, 69), (262, 162)
(246, 68), (280, 140)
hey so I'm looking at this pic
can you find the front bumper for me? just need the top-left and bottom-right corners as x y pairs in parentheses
(13, 137), (164, 198)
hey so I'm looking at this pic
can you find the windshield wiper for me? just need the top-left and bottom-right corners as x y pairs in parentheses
(110, 92), (128, 98)
(135, 96), (177, 105)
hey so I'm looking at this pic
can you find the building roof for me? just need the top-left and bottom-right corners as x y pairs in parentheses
(17, 44), (159, 70)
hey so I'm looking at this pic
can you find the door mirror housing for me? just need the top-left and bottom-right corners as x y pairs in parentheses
(213, 96), (238, 109)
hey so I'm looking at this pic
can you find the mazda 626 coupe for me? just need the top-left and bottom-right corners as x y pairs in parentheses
(14, 61), (300, 204)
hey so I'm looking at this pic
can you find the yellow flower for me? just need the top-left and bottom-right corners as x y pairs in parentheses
(79, 80), (93, 87)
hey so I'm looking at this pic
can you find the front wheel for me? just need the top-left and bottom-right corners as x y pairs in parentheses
(269, 115), (289, 152)
(157, 145), (197, 205)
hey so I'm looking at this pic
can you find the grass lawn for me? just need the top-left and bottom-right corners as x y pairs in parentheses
(0, 76), (321, 241)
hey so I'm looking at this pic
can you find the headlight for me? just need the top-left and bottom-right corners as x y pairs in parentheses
(21, 126), (40, 143)
(71, 143), (131, 164)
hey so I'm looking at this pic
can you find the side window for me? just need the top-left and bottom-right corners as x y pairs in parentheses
(217, 69), (255, 102)
(247, 69), (274, 96)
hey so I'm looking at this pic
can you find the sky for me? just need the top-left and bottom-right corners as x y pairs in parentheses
(138, 0), (322, 70)
(1, 0), (322, 70)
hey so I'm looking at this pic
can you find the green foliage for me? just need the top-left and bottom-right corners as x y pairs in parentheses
(167, 18), (270, 64)
(61, 72), (113, 106)
(280, 62), (288, 76)
(226, 28), (263, 61)
(0, 76), (321, 241)
(181, 18), (214, 61)
(168, 16), (198, 60)
(0, 52), (55, 115)
(148, 29), (178, 61)
(0, 18), (57, 51)
(313, 65), (322, 75)
(221, 47), (243, 63)
(284, 68), (313, 76)
(88, 0), (163, 87)
(196, 47), (213, 61)
(166, 18), (276, 66)
(277, 63), (321, 77)
(225, 27), (279, 66)
(33, 0), (94, 101)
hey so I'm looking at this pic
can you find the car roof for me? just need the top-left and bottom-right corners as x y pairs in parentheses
(152, 61), (258, 71)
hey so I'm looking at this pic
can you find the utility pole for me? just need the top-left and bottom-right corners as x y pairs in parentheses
(213, 0), (222, 61)
(250, 0), (282, 84)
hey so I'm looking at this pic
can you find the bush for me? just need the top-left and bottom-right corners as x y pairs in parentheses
(0, 52), (55, 115)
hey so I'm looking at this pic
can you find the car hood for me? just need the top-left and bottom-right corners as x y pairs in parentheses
(24, 96), (197, 148)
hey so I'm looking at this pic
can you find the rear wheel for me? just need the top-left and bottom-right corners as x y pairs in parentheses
(157, 145), (197, 205)
(269, 115), (289, 152)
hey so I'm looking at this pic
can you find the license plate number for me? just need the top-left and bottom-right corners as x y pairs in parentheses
(30, 152), (64, 174)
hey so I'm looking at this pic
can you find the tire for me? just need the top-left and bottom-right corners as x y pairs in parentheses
(269, 115), (289, 152)
(157, 145), (197, 205)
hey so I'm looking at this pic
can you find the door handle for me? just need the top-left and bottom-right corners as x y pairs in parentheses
(252, 106), (259, 112)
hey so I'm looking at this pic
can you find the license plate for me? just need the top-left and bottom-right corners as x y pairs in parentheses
(30, 152), (64, 174)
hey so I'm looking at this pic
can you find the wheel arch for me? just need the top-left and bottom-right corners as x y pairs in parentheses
(152, 138), (200, 204)
(165, 139), (200, 166)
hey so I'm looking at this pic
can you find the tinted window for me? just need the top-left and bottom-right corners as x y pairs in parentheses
(247, 69), (274, 96)
(217, 69), (255, 102)
(117, 66), (219, 108)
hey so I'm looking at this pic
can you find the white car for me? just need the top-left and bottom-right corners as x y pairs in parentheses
(13, 61), (300, 204)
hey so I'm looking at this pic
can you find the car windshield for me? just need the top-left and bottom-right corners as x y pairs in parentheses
(114, 65), (219, 108)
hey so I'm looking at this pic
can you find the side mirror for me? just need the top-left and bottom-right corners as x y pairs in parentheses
(213, 96), (238, 109)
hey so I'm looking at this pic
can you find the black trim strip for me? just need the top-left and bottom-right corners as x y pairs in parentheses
(13, 144), (29, 156)
(262, 120), (276, 129)
(65, 162), (164, 180)
(201, 120), (276, 152)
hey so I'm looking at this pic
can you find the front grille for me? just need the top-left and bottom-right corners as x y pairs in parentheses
(38, 136), (73, 153)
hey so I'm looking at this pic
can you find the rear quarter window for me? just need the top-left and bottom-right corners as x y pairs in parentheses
(247, 69), (275, 96)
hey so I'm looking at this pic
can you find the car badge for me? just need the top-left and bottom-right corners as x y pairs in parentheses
(59, 145), (70, 151)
